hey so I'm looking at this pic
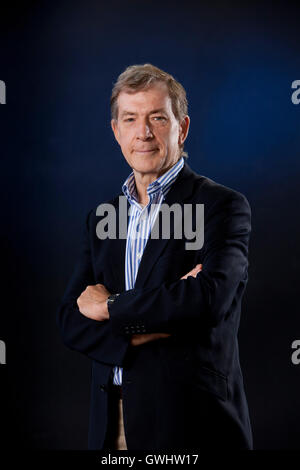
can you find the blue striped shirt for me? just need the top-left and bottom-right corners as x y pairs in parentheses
(112, 156), (185, 385)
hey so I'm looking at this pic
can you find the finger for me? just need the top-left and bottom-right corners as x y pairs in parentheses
(194, 264), (202, 270)
(192, 264), (202, 273)
(181, 264), (203, 280)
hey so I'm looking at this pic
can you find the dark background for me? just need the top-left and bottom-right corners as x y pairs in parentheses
(0, 0), (299, 450)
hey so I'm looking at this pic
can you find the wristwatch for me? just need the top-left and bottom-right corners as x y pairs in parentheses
(107, 293), (120, 312)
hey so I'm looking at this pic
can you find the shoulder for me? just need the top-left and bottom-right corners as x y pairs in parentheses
(199, 175), (249, 208)
(186, 172), (252, 236)
(185, 164), (250, 214)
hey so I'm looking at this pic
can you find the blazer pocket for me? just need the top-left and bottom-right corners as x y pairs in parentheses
(163, 353), (228, 402)
(193, 364), (228, 402)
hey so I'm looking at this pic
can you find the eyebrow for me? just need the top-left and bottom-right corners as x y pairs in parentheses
(120, 108), (168, 118)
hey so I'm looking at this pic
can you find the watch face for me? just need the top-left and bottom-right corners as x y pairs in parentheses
(111, 294), (119, 300)
(108, 294), (119, 303)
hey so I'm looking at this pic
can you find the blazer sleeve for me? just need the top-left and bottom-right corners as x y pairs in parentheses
(56, 209), (130, 365)
(108, 192), (251, 335)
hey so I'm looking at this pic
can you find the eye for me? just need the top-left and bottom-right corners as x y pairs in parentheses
(124, 118), (134, 122)
(153, 116), (166, 121)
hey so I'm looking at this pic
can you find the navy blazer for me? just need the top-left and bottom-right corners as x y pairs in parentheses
(57, 160), (253, 450)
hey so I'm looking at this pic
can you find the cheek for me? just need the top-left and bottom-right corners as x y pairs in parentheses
(171, 127), (180, 146)
(119, 132), (132, 150)
(157, 129), (171, 145)
(164, 130), (178, 148)
(164, 122), (179, 142)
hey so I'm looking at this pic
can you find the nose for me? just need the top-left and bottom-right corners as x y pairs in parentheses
(136, 121), (153, 140)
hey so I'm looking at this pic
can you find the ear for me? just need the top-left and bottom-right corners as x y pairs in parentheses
(178, 115), (190, 146)
(111, 119), (121, 145)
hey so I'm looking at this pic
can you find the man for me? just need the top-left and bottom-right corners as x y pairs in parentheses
(57, 64), (253, 450)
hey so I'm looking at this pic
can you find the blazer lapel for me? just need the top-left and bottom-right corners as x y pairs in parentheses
(107, 161), (201, 291)
(134, 161), (197, 288)
(103, 195), (129, 292)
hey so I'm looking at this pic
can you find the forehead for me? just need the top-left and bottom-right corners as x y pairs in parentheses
(117, 82), (173, 114)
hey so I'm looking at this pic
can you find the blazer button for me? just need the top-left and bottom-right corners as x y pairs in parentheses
(99, 384), (107, 392)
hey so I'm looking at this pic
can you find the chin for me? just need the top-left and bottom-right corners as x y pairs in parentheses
(133, 162), (158, 174)
(130, 153), (162, 173)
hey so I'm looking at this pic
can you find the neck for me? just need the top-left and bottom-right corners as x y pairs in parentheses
(133, 160), (176, 206)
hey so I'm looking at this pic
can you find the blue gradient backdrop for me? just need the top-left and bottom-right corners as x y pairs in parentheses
(1, 0), (299, 450)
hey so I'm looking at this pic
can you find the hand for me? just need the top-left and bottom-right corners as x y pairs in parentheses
(77, 284), (111, 321)
(180, 263), (202, 280)
(130, 332), (171, 347)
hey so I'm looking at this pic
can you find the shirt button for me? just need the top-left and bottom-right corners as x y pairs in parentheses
(137, 252), (142, 259)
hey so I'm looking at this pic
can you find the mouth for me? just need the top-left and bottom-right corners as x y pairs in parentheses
(134, 149), (158, 154)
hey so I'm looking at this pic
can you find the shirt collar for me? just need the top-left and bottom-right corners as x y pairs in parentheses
(122, 156), (185, 204)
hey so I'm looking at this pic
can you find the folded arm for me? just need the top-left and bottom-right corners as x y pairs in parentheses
(108, 193), (251, 336)
(57, 192), (251, 356)
(56, 210), (130, 365)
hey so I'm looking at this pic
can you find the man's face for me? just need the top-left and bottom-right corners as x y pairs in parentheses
(111, 82), (189, 178)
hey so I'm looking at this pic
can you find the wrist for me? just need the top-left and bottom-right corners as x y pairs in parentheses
(106, 293), (120, 318)
(101, 299), (110, 320)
